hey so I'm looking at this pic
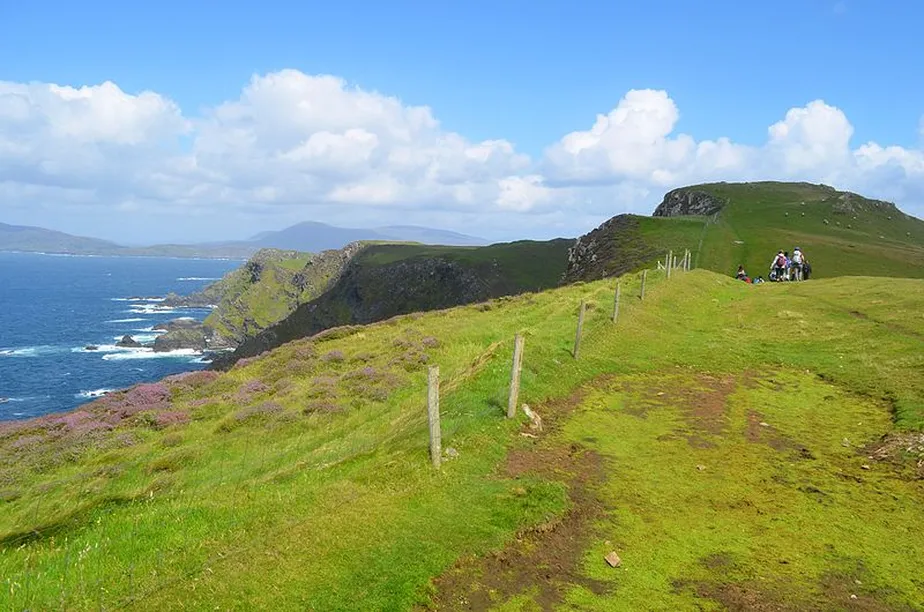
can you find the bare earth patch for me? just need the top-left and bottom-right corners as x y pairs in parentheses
(422, 384), (612, 611)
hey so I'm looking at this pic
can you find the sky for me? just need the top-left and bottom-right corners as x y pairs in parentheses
(1, 0), (923, 244)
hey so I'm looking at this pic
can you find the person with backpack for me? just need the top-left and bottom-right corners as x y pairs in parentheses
(791, 247), (805, 281)
(770, 251), (787, 282)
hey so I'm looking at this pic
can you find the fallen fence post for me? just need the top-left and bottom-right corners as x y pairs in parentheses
(612, 282), (621, 324)
(427, 366), (441, 469)
(573, 300), (586, 359)
(507, 334), (525, 418)
(640, 269), (647, 300)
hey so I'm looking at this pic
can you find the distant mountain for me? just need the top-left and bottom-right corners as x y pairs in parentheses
(0, 222), (123, 255)
(0, 220), (487, 259)
(251, 222), (486, 251)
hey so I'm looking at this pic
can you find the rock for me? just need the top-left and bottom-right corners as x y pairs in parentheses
(84, 345), (99, 351)
(861, 464), (871, 470)
(696, 465), (706, 471)
(522, 404), (543, 432)
(653, 188), (726, 218)
(520, 432), (538, 439)
(842, 438), (851, 448)
(445, 447), (459, 459)
(759, 422), (770, 427)
(0, 397), (8, 404)
(605, 551), (622, 568)
(153, 326), (209, 352)
(850, 594), (858, 600)
(116, 335), (142, 348)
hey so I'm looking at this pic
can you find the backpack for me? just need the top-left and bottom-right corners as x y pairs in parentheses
(775, 254), (786, 268)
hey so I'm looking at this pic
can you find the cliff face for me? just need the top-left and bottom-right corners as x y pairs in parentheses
(562, 215), (658, 284)
(653, 188), (726, 217)
(211, 239), (572, 368)
(162, 244), (365, 349)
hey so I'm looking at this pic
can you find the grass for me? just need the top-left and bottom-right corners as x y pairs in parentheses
(0, 269), (922, 610)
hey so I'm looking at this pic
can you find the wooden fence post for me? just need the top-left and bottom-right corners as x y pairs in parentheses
(640, 269), (647, 300)
(686, 250), (691, 270)
(427, 366), (441, 469)
(573, 300), (586, 359)
(507, 334), (525, 418)
(667, 250), (673, 279)
(612, 282), (621, 324)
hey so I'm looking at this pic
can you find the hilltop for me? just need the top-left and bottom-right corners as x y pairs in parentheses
(566, 181), (924, 283)
(1, 268), (922, 610)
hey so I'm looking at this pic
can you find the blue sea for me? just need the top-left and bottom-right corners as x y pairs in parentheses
(0, 253), (241, 421)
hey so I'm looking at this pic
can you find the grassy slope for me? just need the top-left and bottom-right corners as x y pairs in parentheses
(197, 249), (341, 343)
(1, 271), (922, 610)
(647, 182), (924, 280)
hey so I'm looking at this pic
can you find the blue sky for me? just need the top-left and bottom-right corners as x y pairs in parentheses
(0, 0), (922, 243)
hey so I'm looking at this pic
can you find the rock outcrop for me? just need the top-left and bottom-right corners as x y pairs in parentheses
(115, 335), (142, 348)
(562, 215), (657, 284)
(152, 318), (234, 353)
(653, 188), (726, 218)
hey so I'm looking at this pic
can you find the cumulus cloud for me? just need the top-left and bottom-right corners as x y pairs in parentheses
(0, 71), (922, 243)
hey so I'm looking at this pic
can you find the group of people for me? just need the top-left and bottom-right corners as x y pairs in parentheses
(735, 247), (811, 284)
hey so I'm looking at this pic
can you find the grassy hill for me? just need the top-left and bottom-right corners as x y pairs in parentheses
(1, 266), (923, 610)
(566, 182), (924, 283)
(216, 239), (573, 364)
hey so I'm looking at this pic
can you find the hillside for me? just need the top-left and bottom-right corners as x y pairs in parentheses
(566, 181), (924, 283)
(0, 221), (123, 255)
(252, 222), (485, 251)
(1, 268), (922, 610)
(161, 246), (361, 349)
(214, 239), (573, 366)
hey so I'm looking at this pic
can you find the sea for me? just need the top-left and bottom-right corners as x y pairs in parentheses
(0, 252), (241, 421)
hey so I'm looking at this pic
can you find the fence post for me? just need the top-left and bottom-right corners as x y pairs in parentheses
(667, 250), (673, 279)
(686, 249), (691, 270)
(612, 282), (621, 324)
(640, 269), (647, 300)
(573, 300), (586, 359)
(507, 334), (525, 418)
(427, 366), (441, 469)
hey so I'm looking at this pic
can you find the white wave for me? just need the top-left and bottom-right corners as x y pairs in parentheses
(178, 277), (219, 281)
(112, 333), (159, 343)
(133, 327), (166, 334)
(106, 318), (147, 323)
(111, 297), (166, 303)
(0, 345), (65, 357)
(127, 305), (177, 314)
(72, 344), (150, 354)
(76, 389), (114, 399)
(102, 348), (201, 361)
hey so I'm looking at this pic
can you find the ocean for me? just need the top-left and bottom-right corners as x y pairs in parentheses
(0, 253), (241, 421)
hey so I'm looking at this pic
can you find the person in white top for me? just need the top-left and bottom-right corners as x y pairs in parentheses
(791, 247), (805, 281)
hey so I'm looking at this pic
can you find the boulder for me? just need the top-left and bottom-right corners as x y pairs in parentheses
(116, 335), (142, 348)
(653, 188), (726, 217)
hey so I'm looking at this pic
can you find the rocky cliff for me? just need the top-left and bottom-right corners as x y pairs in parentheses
(161, 245), (365, 351)
(211, 239), (572, 369)
(562, 215), (660, 284)
(653, 188), (726, 217)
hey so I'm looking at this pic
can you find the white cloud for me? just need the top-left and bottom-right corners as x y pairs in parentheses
(0, 71), (922, 244)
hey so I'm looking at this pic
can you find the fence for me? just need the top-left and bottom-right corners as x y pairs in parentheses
(424, 247), (693, 465)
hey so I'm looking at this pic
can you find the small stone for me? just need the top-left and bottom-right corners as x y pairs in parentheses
(850, 594), (858, 600)
(861, 464), (870, 470)
(656, 392), (665, 396)
(520, 432), (538, 439)
(759, 422), (770, 427)
(855, 580), (862, 585)
(605, 551), (622, 568)
(842, 438), (851, 448)
(696, 465), (706, 471)
(445, 447), (459, 459)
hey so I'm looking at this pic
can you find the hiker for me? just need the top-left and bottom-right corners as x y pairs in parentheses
(783, 251), (792, 281)
(770, 251), (787, 282)
(791, 247), (805, 281)
(803, 260), (812, 280)
(735, 265), (748, 281)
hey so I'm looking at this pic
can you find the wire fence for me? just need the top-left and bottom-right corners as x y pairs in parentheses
(2, 248), (693, 610)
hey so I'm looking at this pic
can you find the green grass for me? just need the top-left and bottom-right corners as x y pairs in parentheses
(1, 269), (922, 610)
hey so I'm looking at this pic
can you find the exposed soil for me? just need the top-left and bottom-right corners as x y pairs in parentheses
(863, 432), (924, 479)
(744, 411), (798, 452)
(421, 383), (613, 611)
